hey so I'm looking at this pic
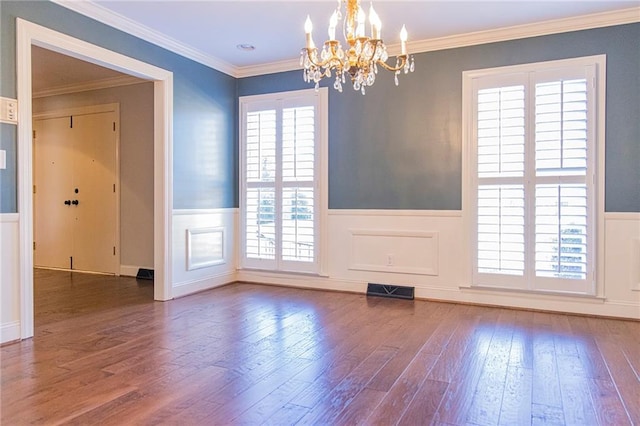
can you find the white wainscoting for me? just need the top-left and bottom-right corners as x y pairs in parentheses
(604, 213), (640, 297)
(349, 229), (439, 276)
(328, 210), (464, 290)
(1, 214), (21, 343)
(238, 209), (640, 319)
(171, 209), (237, 298)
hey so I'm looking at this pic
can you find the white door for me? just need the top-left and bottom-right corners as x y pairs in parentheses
(33, 116), (74, 269)
(34, 110), (118, 274)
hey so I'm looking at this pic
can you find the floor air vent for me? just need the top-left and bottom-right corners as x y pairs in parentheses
(136, 268), (154, 280)
(367, 283), (415, 300)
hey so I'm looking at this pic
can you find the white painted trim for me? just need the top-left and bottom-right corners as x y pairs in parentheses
(328, 209), (462, 217)
(408, 7), (640, 57)
(186, 227), (225, 271)
(462, 54), (606, 297)
(0, 213), (20, 223)
(171, 271), (236, 299)
(348, 229), (439, 276)
(17, 18), (173, 339)
(32, 103), (119, 120)
(605, 212), (640, 221)
(238, 87), (328, 275)
(0, 321), (21, 344)
(50, 0), (235, 77)
(172, 208), (238, 216)
(237, 270), (366, 294)
(32, 75), (143, 99)
(236, 58), (302, 79)
(49, 1), (638, 79)
(235, 272), (640, 319)
(632, 238), (640, 292)
(237, 8), (640, 77)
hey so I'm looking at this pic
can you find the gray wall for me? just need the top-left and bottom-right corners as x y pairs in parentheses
(33, 82), (155, 268)
(0, 1), (237, 212)
(2, 2), (638, 214)
(239, 23), (640, 212)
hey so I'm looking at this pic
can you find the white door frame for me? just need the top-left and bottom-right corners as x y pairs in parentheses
(16, 18), (173, 339)
(34, 103), (121, 274)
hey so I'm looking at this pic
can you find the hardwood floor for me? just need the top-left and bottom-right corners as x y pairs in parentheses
(1, 269), (638, 425)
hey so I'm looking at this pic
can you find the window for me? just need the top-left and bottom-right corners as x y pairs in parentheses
(240, 88), (328, 274)
(464, 56), (605, 295)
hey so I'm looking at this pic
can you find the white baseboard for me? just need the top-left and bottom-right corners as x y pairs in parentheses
(237, 270), (366, 294)
(120, 265), (153, 277)
(236, 270), (640, 319)
(1, 321), (21, 344)
(172, 271), (237, 298)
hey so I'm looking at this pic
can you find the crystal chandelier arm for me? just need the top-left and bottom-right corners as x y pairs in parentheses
(303, 47), (333, 69)
(376, 55), (408, 72)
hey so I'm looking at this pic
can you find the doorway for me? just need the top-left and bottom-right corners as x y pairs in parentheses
(33, 106), (119, 274)
(16, 19), (174, 339)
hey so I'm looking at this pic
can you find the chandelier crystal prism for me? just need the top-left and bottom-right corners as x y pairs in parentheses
(300, 0), (415, 95)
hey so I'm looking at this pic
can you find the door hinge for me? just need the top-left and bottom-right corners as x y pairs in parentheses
(32, 130), (36, 139)
(113, 122), (116, 131)
(33, 185), (36, 194)
(113, 246), (116, 256)
(113, 184), (116, 193)
(70, 116), (73, 128)
(33, 241), (36, 250)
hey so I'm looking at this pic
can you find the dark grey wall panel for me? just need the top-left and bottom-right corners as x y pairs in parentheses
(0, 1), (237, 211)
(239, 24), (640, 212)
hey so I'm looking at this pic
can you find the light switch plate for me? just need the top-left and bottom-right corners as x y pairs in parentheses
(0, 97), (18, 124)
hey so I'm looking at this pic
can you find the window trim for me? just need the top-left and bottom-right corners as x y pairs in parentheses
(238, 88), (329, 276)
(462, 55), (606, 297)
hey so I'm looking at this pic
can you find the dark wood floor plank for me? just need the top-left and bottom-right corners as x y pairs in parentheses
(1, 269), (638, 425)
(297, 344), (399, 425)
(396, 379), (449, 425)
(498, 366), (533, 425)
(465, 308), (516, 425)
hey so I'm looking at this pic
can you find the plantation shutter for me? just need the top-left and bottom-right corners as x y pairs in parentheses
(532, 68), (594, 293)
(241, 91), (323, 274)
(471, 62), (596, 294)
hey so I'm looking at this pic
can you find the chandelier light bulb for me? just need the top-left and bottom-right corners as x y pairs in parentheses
(400, 25), (408, 55)
(369, 5), (381, 39)
(328, 11), (338, 40)
(305, 15), (315, 49)
(356, 7), (366, 38)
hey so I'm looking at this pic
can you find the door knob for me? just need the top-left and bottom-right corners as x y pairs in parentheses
(72, 200), (79, 206)
(64, 200), (71, 205)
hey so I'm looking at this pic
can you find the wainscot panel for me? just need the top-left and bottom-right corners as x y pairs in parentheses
(1, 214), (21, 343)
(171, 209), (237, 297)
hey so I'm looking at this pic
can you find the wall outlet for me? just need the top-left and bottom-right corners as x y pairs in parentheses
(387, 254), (394, 266)
(0, 150), (5, 170)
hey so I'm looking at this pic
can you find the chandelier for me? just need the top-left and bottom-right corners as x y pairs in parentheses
(300, 0), (415, 94)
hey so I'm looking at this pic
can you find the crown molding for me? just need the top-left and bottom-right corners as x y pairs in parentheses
(408, 6), (640, 55)
(238, 6), (640, 78)
(235, 58), (302, 79)
(51, 2), (638, 79)
(51, 0), (236, 77)
(33, 75), (145, 98)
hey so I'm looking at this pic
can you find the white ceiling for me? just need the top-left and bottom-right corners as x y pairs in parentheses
(35, 0), (639, 91)
(87, 0), (639, 70)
